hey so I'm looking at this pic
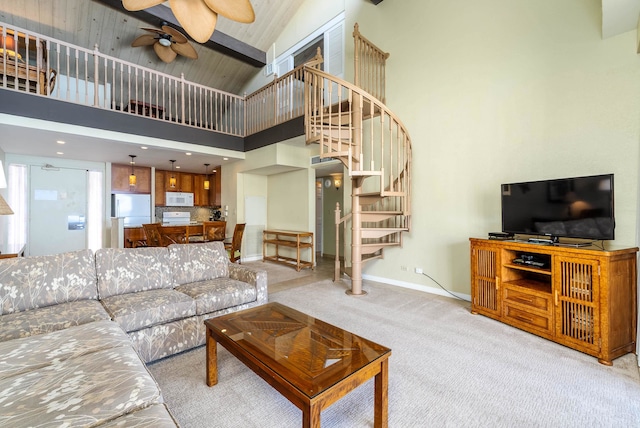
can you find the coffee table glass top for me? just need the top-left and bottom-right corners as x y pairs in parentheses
(205, 302), (391, 397)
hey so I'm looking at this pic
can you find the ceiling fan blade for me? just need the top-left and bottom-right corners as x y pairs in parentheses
(153, 43), (178, 63)
(204, 0), (255, 23)
(161, 26), (188, 44)
(131, 34), (158, 47)
(122, 0), (164, 12)
(169, 0), (218, 43)
(172, 41), (198, 60)
(141, 27), (166, 35)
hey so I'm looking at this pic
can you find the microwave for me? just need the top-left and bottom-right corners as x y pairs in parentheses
(165, 192), (194, 207)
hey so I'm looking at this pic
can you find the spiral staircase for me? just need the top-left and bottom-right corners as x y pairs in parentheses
(303, 25), (412, 295)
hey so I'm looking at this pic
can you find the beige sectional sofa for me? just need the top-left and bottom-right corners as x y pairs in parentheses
(0, 241), (267, 427)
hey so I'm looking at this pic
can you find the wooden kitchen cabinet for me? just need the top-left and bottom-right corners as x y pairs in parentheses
(154, 168), (220, 207)
(111, 164), (151, 194)
(213, 167), (221, 206)
(155, 170), (166, 206)
(193, 175), (210, 206)
(163, 171), (193, 193)
(470, 238), (638, 365)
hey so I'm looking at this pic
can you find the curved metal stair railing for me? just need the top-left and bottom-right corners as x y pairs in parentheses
(304, 66), (412, 295)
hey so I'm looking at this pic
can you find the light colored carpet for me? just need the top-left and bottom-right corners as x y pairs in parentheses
(148, 279), (640, 427)
(242, 260), (313, 286)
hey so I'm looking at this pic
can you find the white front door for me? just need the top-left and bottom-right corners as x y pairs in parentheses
(29, 166), (87, 256)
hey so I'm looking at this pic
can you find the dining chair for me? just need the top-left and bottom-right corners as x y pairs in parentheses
(224, 223), (245, 263)
(158, 225), (188, 247)
(142, 223), (163, 247)
(203, 221), (227, 242)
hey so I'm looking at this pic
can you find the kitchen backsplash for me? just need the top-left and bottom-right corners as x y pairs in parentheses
(154, 207), (221, 223)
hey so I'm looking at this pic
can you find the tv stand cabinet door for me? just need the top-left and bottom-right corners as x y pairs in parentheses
(553, 256), (601, 356)
(470, 242), (501, 318)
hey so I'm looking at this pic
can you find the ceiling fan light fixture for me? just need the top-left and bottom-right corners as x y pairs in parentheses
(158, 37), (171, 47)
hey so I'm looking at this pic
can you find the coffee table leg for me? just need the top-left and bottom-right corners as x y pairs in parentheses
(374, 358), (389, 428)
(206, 327), (218, 387)
(302, 402), (321, 428)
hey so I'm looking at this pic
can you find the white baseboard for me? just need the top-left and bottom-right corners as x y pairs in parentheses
(362, 274), (471, 302)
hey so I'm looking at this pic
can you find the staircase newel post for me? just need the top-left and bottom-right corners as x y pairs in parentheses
(348, 182), (366, 295)
(334, 202), (341, 282)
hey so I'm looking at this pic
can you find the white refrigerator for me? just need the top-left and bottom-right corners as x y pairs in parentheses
(111, 194), (152, 227)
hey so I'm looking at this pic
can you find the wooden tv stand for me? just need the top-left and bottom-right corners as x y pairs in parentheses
(470, 238), (638, 365)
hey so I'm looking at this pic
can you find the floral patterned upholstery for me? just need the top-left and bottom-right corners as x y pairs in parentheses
(100, 288), (196, 333)
(176, 277), (257, 315)
(0, 242), (268, 426)
(0, 300), (110, 342)
(0, 320), (129, 380)
(0, 249), (97, 314)
(95, 247), (174, 299)
(0, 320), (167, 427)
(97, 404), (177, 427)
(129, 317), (201, 363)
(168, 241), (228, 284)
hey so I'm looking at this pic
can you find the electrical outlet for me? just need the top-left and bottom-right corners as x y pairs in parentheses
(415, 267), (423, 274)
(400, 265), (407, 271)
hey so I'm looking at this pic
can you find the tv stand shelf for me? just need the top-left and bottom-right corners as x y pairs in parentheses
(470, 238), (638, 365)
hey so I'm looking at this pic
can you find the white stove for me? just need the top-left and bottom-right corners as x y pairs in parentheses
(162, 211), (191, 225)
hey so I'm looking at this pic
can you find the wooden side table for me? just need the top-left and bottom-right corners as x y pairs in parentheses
(263, 229), (314, 271)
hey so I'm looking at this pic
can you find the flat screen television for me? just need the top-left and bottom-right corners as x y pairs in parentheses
(501, 174), (614, 241)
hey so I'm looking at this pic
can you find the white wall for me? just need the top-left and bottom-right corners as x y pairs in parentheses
(246, 0), (640, 297)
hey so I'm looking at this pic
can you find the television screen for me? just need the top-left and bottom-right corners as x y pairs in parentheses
(501, 174), (614, 240)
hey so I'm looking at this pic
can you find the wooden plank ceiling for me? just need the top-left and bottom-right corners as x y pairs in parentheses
(0, 0), (305, 95)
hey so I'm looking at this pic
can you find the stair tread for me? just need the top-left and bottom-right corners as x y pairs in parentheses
(361, 211), (403, 214)
(361, 227), (408, 231)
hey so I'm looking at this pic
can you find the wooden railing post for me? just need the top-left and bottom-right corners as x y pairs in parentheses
(93, 44), (100, 107)
(334, 202), (341, 282)
(180, 73), (185, 124)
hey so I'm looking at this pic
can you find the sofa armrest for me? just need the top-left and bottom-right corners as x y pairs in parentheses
(228, 264), (268, 305)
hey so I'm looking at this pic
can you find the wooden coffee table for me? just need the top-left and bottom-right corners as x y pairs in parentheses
(205, 302), (391, 428)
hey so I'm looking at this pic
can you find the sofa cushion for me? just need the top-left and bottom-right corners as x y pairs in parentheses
(0, 320), (129, 381)
(176, 277), (257, 315)
(100, 288), (196, 333)
(0, 249), (97, 315)
(0, 300), (111, 342)
(97, 403), (178, 427)
(129, 317), (201, 364)
(0, 346), (163, 427)
(95, 247), (174, 299)
(168, 241), (228, 286)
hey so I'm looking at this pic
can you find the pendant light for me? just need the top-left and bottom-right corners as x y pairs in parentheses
(169, 160), (176, 188)
(203, 163), (210, 190)
(128, 155), (137, 187)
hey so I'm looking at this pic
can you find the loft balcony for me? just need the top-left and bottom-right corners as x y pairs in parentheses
(0, 22), (310, 151)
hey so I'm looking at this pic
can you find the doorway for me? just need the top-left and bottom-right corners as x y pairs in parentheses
(29, 165), (88, 256)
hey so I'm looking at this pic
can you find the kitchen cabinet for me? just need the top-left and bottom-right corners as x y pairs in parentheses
(163, 171), (193, 193)
(112, 164), (151, 194)
(213, 167), (221, 206)
(155, 170), (166, 206)
(155, 169), (220, 207)
(193, 175), (210, 206)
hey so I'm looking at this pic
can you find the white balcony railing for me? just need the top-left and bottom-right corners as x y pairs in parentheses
(0, 21), (316, 139)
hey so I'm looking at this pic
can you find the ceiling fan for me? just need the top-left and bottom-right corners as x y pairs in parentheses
(122, 0), (255, 44)
(131, 25), (198, 63)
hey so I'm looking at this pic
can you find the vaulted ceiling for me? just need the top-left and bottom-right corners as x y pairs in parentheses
(0, 0), (306, 95)
(0, 1), (637, 174)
